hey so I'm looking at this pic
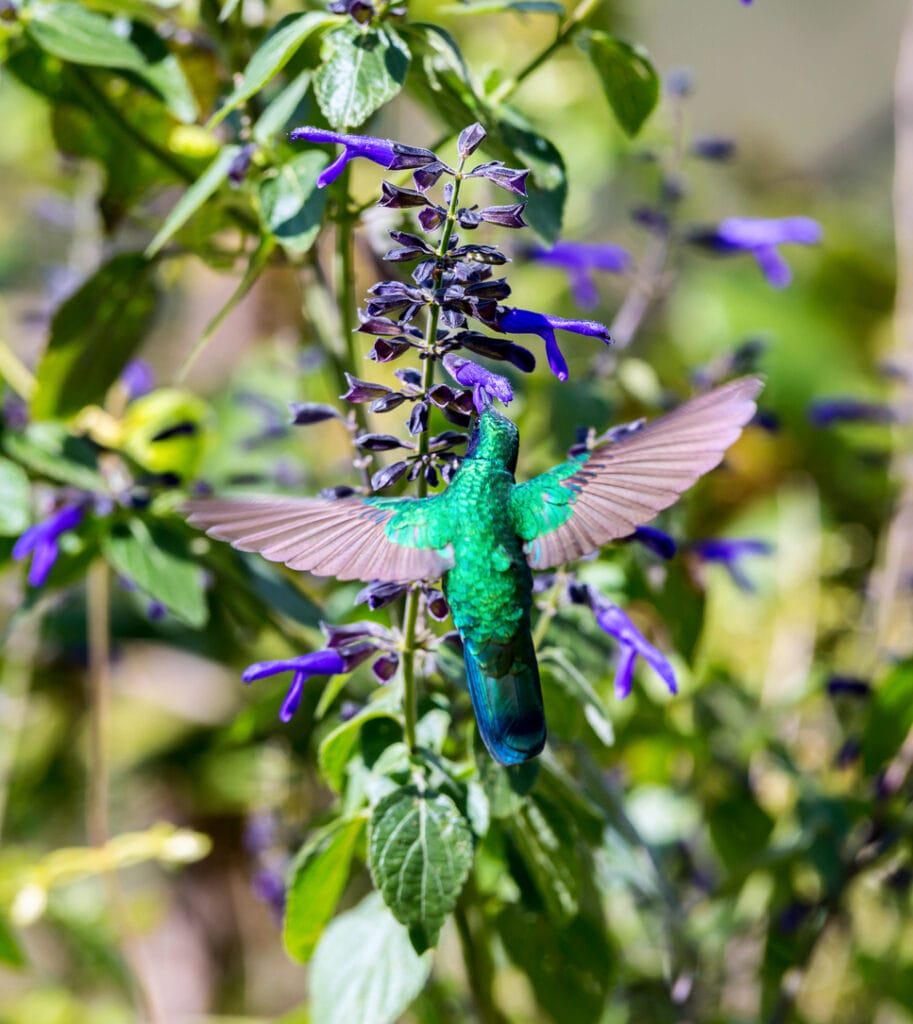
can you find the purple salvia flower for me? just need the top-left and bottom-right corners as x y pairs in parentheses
(241, 649), (346, 722)
(121, 360), (154, 401)
(526, 240), (630, 309)
(492, 307), (612, 382)
(13, 503), (84, 587)
(808, 398), (897, 427)
(626, 525), (677, 560)
(466, 161), (529, 197)
(691, 538), (773, 592)
(594, 604), (678, 699)
(289, 127), (436, 189)
(690, 216), (822, 288)
(443, 354), (513, 413)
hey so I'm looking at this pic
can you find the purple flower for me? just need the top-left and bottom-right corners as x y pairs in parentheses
(625, 526), (677, 560)
(241, 649), (346, 722)
(594, 604), (677, 699)
(443, 354), (513, 413)
(689, 217), (822, 288)
(809, 398), (896, 428)
(492, 307), (612, 382)
(289, 127), (436, 189)
(121, 360), (154, 401)
(691, 538), (772, 592)
(526, 241), (630, 309)
(13, 503), (84, 587)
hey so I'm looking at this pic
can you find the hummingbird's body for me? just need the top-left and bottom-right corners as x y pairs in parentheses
(187, 377), (762, 765)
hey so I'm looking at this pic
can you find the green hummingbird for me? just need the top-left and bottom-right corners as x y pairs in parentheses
(186, 376), (762, 765)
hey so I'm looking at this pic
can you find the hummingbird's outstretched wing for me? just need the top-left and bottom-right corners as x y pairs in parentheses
(185, 494), (453, 583)
(509, 376), (763, 570)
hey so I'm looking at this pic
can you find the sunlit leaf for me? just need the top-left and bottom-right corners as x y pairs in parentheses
(587, 32), (659, 138)
(258, 152), (328, 254)
(0, 459), (31, 537)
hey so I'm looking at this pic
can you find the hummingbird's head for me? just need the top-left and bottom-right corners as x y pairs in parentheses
(465, 408), (519, 471)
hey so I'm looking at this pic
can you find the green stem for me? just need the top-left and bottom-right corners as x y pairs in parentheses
(490, 0), (601, 105)
(401, 588), (421, 752)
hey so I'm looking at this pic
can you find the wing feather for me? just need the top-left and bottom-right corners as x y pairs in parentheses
(511, 376), (763, 569)
(185, 494), (453, 583)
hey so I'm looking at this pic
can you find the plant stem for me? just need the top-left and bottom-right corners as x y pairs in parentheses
(490, 0), (601, 105)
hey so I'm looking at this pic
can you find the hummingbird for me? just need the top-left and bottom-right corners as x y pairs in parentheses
(186, 376), (762, 766)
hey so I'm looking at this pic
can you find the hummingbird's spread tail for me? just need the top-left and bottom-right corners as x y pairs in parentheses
(463, 632), (546, 765)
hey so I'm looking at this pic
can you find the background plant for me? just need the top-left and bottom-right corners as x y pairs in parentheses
(0, 2), (910, 1023)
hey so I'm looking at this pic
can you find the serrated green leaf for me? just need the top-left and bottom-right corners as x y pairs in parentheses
(314, 22), (410, 130)
(253, 70), (312, 144)
(310, 892), (431, 1024)
(318, 700), (400, 793)
(3, 424), (105, 492)
(0, 459), (31, 537)
(587, 32), (659, 138)
(208, 11), (334, 128)
(368, 785), (473, 952)
(145, 145), (242, 257)
(284, 815), (364, 962)
(258, 152), (328, 255)
(102, 519), (208, 627)
(32, 253), (158, 420)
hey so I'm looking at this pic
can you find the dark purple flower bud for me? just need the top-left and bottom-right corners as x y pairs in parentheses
(121, 359), (154, 401)
(418, 206), (446, 231)
(492, 307), (611, 382)
(252, 868), (286, 919)
(241, 649), (347, 723)
(626, 526), (677, 560)
(289, 401), (341, 425)
(341, 374), (393, 403)
(424, 463), (439, 487)
(464, 277), (511, 301)
(328, 0), (375, 23)
(443, 354), (513, 413)
(385, 245), (434, 262)
(835, 736), (861, 766)
(458, 122), (486, 159)
(228, 143), (256, 186)
(13, 502), (85, 588)
(369, 392), (408, 414)
(322, 619), (390, 647)
(825, 676), (871, 699)
(356, 433), (413, 452)
(808, 398), (896, 428)
(357, 315), (422, 338)
(369, 338), (415, 362)
(355, 580), (407, 610)
(526, 240), (630, 310)
(777, 901), (813, 935)
(631, 205), (670, 234)
(691, 136), (736, 161)
(441, 457), (462, 483)
(457, 208), (482, 229)
(688, 216), (822, 288)
(394, 367), (423, 388)
(406, 401), (429, 436)
(378, 181), (429, 209)
(389, 230), (431, 251)
(427, 430), (468, 452)
(147, 600), (167, 622)
(372, 653), (400, 684)
(320, 485), (359, 500)
(451, 244), (509, 265)
(290, 127), (435, 188)
(340, 700), (362, 721)
(371, 459), (411, 491)
(690, 538), (772, 592)
(480, 204), (527, 229)
(467, 161), (529, 197)
(428, 384), (456, 408)
(413, 162), (451, 192)
(424, 588), (449, 621)
(594, 603), (677, 699)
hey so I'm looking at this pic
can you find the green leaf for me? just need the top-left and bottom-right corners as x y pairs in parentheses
(314, 22), (410, 130)
(368, 785), (473, 952)
(102, 519), (208, 627)
(539, 647), (614, 746)
(253, 70), (312, 144)
(128, 22), (198, 124)
(310, 892), (432, 1024)
(207, 11), (334, 128)
(259, 152), (328, 255)
(284, 816), (365, 962)
(0, 912), (25, 969)
(508, 795), (579, 922)
(32, 253), (158, 420)
(145, 145), (242, 257)
(444, 0), (564, 12)
(0, 459), (31, 537)
(863, 660), (913, 775)
(3, 423), (105, 492)
(318, 700), (400, 793)
(707, 787), (774, 871)
(587, 32), (659, 138)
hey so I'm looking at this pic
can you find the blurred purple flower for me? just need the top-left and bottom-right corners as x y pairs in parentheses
(492, 307), (612, 382)
(443, 354), (513, 413)
(526, 240), (630, 309)
(594, 604), (677, 699)
(121, 360), (154, 401)
(13, 503), (84, 587)
(809, 398), (896, 427)
(290, 127), (435, 189)
(626, 525), (677, 560)
(242, 649), (346, 722)
(689, 216), (822, 288)
(691, 538), (772, 592)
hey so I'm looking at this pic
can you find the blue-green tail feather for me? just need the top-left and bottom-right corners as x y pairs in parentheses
(463, 632), (546, 765)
